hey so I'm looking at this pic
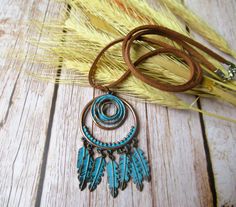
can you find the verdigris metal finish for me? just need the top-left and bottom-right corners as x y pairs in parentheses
(77, 93), (150, 197)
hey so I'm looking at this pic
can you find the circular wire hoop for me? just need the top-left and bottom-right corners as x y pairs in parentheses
(91, 94), (126, 130)
(80, 94), (138, 150)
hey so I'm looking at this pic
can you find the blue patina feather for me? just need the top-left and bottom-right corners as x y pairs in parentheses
(107, 160), (119, 198)
(119, 154), (131, 190)
(78, 153), (94, 191)
(89, 156), (106, 191)
(133, 148), (151, 181)
(77, 146), (89, 173)
(130, 156), (143, 191)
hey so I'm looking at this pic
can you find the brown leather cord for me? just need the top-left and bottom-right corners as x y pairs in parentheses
(141, 37), (215, 72)
(129, 48), (203, 92)
(89, 25), (232, 92)
(89, 37), (128, 92)
(122, 28), (203, 92)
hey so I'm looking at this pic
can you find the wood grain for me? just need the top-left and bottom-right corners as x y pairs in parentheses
(184, 0), (236, 206)
(0, 0), (64, 206)
(147, 100), (214, 207)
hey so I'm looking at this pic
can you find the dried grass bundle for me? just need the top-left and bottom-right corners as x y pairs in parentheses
(28, 0), (236, 122)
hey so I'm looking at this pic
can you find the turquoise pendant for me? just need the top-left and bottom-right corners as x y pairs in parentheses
(77, 93), (150, 197)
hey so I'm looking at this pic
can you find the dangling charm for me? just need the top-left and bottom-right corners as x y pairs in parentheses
(77, 93), (151, 197)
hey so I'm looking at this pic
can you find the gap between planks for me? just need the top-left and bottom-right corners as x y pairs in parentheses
(34, 4), (71, 207)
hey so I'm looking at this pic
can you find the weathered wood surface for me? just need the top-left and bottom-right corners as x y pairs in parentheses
(0, 1), (64, 206)
(185, 1), (236, 206)
(0, 0), (235, 207)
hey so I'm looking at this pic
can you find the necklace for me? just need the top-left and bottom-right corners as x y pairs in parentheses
(76, 25), (236, 198)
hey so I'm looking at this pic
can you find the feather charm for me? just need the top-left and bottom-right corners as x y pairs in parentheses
(130, 156), (143, 191)
(119, 154), (131, 190)
(133, 148), (151, 181)
(107, 160), (120, 198)
(77, 146), (89, 173)
(89, 156), (106, 191)
(78, 151), (94, 191)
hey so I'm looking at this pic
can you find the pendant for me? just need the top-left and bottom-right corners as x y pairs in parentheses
(77, 93), (150, 198)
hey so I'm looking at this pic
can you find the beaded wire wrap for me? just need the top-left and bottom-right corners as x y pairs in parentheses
(80, 94), (138, 150)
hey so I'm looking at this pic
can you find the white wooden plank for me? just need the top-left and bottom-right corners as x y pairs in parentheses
(0, 0), (65, 206)
(146, 98), (213, 207)
(184, 0), (236, 206)
(39, 84), (94, 207)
